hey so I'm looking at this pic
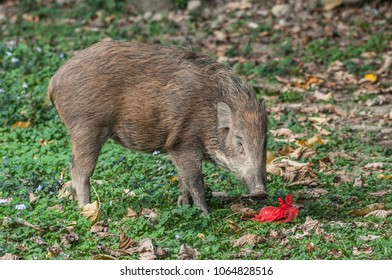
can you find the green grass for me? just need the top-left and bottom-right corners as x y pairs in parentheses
(0, 1), (391, 260)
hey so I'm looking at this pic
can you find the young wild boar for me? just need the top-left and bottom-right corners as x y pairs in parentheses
(47, 41), (268, 214)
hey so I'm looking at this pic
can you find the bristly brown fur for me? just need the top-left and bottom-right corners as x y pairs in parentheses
(48, 41), (268, 214)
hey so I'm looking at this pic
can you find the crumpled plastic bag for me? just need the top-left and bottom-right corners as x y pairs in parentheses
(252, 194), (298, 223)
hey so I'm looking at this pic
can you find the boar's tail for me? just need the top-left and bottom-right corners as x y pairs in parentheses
(46, 77), (56, 105)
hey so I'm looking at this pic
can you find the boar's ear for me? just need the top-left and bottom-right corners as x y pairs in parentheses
(217, 102), (232, 129)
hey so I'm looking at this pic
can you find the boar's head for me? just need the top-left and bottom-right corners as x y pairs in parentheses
(212, 100), (268, 199)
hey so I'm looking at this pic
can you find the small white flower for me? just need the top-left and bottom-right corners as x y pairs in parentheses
(152, 150), (160, 156)
(109, 201), (113, 206)
(0, 89), (3, 94)
(0, 199), (9, 204)
(158, 166), (163, 171)
(22, 82), (28, 89)
(7, 40), (15, 47)
(6, 51), (12, 56)
(35, 184), (43, 192)
(175, 234), (181, 239)
(15, 204), (27, 210)
(11, 57), (19, 63)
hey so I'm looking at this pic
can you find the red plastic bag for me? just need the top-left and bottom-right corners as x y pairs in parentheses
(252, 194), (298, 223)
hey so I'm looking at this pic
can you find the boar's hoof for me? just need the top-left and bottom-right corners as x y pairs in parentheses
(245, 190), (268, 201)
(177, 195), (190, 206)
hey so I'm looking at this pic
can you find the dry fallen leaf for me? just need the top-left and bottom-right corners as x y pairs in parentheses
(30, 236), (47, 246)
(267, 159), (319, 186)
(38, 139), (50, 146)
(80, 201), (101, 224)
(226, 219), (241, 233)
(296, 76), (324, 89)
(363, 162), (384, 170)
(304, 242), (315, 252)
(283, 166), (319, 187)
(376, 174), (392, 180)
(125, 208), (138, 218)
(197, 233), (205, 239)
(277, 146), (295, 156)
(368, 190), (390, 197)
(58, 181), (73, 199)
(333, 173), (352, 187)
(353, 176), (365, 188)
(12, 121), (31, 129)
(305, 134), (324, 148)
(353, 246), (373, 256)
(364, 210), (392, 219)
(322, 0), (343, 11)
(48, 204), (64, 213)
(123, 189), (136, 197)
(29, 192), (37, 203)
(363, 73), (378, 83)
(328, 151), (355, 161)
(137, 238), (154, 253)
(334, 70), (358, 84)
(293, 216), (334, 242)
(319, 157), (333, 172)
(234, 248), (257, 258)
(354, 221), (381, 229)
(139, 251), (156, 260)
(298, 188), (329, 198)
(137, 238), (157, 260)
(266, 162), (282, 176)
(60, 229), (79, 247)
(266, 151), (275, 164)
(349, 203), (386, 216)
(213, 30), (227, 42)
(376, 53), (392, 74)
(47, 243), (62, 258)
(119, 229), (137, 250)
(358, 235), (381, 241)
(231, 234), (266, 248)
(271, 128), (294, 138)
(269, 229), (286, 239)
(300, 216), (320, 232)
(312, 124), (332, 136)
(224, 0), (252, 11)
(92, 254), (117, 260)
(313, 91), (333, 101)
(0, 253), (19, 260)
(177, 244), (199, 260)
(230, 204), (257, 219)
(141, 208), (159, 225)
(290, 146), (317, 160)
(155, 248), (169, 258)
(90, 221), (108, 233)
(328, 249), (342, 258)
(308, 117), (329, 125)
(280, 159), (309, 167)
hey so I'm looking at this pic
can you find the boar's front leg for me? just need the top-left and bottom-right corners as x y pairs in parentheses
(70, 127), (109, 207)
(169, 149), (209, 215)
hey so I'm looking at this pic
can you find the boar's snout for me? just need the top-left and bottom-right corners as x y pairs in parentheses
(243, 169), (268, 200)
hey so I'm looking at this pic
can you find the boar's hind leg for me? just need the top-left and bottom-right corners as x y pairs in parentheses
(70, 127), (109, 207)
(169, 150), (209, 215)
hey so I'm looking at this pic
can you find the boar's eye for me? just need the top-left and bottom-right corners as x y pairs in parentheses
(236, 136), (244, 153)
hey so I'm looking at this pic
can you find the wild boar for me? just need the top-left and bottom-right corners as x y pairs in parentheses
(47, 41), (268, 214)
